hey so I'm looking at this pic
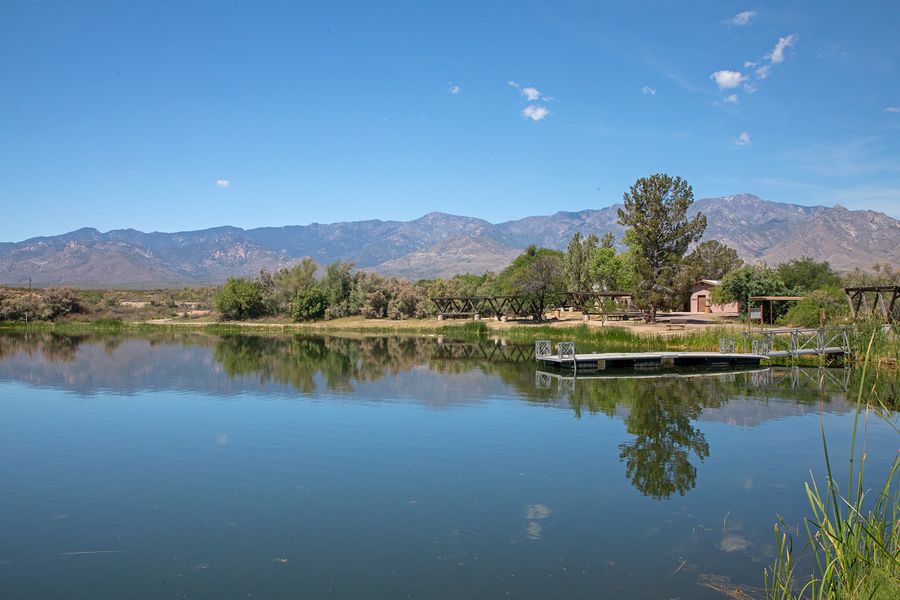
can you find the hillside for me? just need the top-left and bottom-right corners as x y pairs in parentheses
(1, 194), (897, 286)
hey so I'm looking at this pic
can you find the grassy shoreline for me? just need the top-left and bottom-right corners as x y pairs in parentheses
(3, 315), (896, 369)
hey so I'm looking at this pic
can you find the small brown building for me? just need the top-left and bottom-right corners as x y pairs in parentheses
(688, 280), (739, 314)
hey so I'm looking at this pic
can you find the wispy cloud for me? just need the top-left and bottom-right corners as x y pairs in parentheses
(711, 70), (747, 89)
(766, 34), (797, 64)
(729, 11), (757, 26)
(641, 85), (656, 96)
(522, 105), (550, 122)
(735, 131), (752, 146)
(711, 34), (797, 102)
(724, 94), (739, 104)
(885, 106), (900, 113)
(215, 179), (230, 189)
(448, 83), (461, 94)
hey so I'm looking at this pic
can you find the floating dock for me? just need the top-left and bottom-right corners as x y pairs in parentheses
(536, 349), (766, 372)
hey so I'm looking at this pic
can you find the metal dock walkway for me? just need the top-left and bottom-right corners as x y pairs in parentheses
(534, 341), (766, 372)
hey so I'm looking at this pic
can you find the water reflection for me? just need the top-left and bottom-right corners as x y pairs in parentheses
(0, 331), (895, 503)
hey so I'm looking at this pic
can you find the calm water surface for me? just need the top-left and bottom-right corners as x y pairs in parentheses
(0, 332), (897, 599)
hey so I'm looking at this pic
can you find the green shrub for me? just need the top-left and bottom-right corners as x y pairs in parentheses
(213, 277), (265, 320)
(780, 287), (849, 327)
(290, 286), (328, 322)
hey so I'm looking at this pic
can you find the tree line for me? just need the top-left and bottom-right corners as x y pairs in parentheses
(212, 172), (896, 325)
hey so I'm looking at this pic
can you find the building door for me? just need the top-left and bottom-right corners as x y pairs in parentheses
(696, 295), (708, 313)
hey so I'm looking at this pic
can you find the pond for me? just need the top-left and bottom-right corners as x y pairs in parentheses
(0, 332), (897, 599)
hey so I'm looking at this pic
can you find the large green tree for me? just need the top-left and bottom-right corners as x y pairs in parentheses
(617, 174), (707, 321)
(214, 277), (265, 320)
(674, 240), (743, 307)
(588, 243), (637, 292)
(712, 264), (790, 321)
(775, 257), (840, 292)
(565, 232), (598, 292)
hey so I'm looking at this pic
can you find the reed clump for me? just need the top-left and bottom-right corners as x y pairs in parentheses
(764, 331), (900, 599)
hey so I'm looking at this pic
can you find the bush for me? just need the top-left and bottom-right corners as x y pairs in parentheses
(361, 289), (388, 318)
(39, 287), (82, 320)
(290, 286), (328, 322)
(780, 287), (849, 327)
(213, 278), (265, 320)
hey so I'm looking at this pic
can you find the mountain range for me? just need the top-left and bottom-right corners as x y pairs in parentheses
(1, 194), (898, 287)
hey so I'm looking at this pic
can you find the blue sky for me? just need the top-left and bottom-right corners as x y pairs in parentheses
(1, 0), (898, 242)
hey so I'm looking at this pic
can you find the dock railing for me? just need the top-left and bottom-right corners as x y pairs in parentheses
(740, 327), (850, 359)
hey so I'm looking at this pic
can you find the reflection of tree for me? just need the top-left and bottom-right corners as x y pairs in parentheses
(561, 375), (733, 499)
(618, 382), (710, 499)
(211, 334), (440, 394)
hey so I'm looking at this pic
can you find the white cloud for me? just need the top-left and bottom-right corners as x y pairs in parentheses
(521, 105), (550, 122)
(730, 11), (757, 26)
(755, 65), (771, 79)
(509, 80), (547, 101)
(725, 94), (739, 103)
(735, 131), (752, 146)
(215, 179), (230, 188)
(711, 70), (747, 89)
(884, 106), (900, 113)
(743, 60), (756, 69)
(641, 85), (656, 96)
(522, 86), (542, 101)
(766, 34), (797, 64)
(449, 83), (461, 94)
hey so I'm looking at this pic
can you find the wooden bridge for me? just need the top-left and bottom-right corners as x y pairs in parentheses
(845, 286), (900, 323)
(432, 291), (634, 319)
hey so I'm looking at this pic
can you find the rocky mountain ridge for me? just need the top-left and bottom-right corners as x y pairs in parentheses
(1, 194), (897, 286)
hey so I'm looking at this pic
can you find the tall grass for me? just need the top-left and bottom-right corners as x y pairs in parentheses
(765, 330), (900, 599)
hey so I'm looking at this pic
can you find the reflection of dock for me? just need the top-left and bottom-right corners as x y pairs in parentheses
(535, 341), (764, 372)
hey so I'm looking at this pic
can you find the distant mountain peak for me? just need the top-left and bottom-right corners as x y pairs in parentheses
(0, 194), (897, 286)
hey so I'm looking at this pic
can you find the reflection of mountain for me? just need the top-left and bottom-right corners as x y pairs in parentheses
(1, 332), (886, 500)
(0, 334), (511, 408)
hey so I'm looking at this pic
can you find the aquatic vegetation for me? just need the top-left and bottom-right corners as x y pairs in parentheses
(765, 332), (900, 599)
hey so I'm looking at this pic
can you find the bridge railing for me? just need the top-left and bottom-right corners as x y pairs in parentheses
(741, 327), (850, 358)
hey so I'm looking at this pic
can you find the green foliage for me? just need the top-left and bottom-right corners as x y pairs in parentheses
(588, 245), (637, 292)
(714, 264), (790, 320)
(683, 240), (743, 280)
(618, 174), (707, 320)
(776, 257), (841, 292)
(504, 247), (566, 319)
(565, 232), (598, 292)
(780, 288), (849, 327)
(765, 334), (900, 599)
(213, 277), (265, 320)
(320, 261), (354, 317)
(290, 286), (328, 321)
(260, 258), (319, 314)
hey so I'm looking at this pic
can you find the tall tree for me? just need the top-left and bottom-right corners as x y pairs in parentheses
(617, 174), (707, 321)
(673, 240), (743, 307)
(565, 232), (598, 292)
(775, 257), (840, 292)
(683, 240), (742, 280)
